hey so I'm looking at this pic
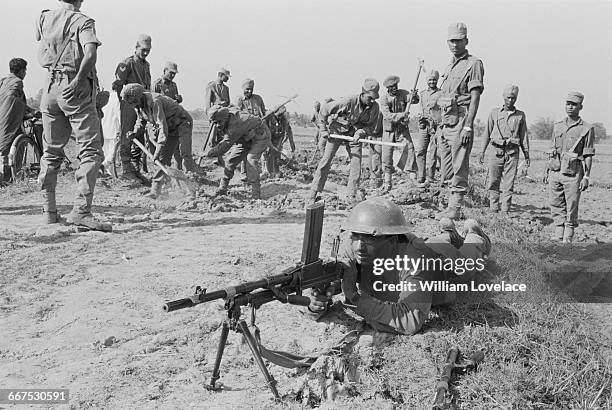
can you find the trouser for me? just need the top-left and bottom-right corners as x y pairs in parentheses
(0, 155), (10, 182)
(382, 129), (416, 175)
(119, 99), (145, 174)
(426, 129), (439, 181)
(310, 133), (362, 198)
(170, 116), (196, 171)
(487, 144), (519, 211)
(222, 125), (271, 187)
(266, 134), (283, 175)
(438, 109), (471, 204)
(39, 72), (103, 214)
(367, 138), (382, 180)
(151, 135), (180, 185)
(549, 170), (582, 228)
(415, 125), (437, 183)
(356, 230), (492, 336)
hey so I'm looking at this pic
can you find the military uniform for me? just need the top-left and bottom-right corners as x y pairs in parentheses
(265, 110), (294, 176)
(36, 5), (105, 225)
(153, 77), (181, 103)
(204, 79), (230, 109)
(0, 73), (30, 180)
(437, 23), (484, 216)
(205, 106), (271, 199)
(548, 109), (595, 234)
(235, 87), (266, 181)
(113, 48), (152, 176)
(367, 112), (383, 187)
(130, 92), (193, 191)
(418, 73), (446, 184)
(482, 88), (529, 212)
(310, 81), (380, 202)
(379, 88), (417, 181)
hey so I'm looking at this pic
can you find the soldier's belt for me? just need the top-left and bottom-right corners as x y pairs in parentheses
(329, 134), (405, 148)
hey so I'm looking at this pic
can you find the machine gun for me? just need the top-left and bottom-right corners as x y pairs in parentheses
(432, 347), (484, 409)
(163, 202), (342, 401)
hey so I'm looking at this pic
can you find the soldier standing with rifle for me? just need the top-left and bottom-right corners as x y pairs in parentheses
(379, 75), (419, 193)
(112, 34), (153, 185)
(436, 22), (485, 220)
(203, 104), (271, 199)
(35, 0), (111, 232)
(204, 68), (231, 167)
(479, 85), (530, 214)
(308, 79), (381, 205)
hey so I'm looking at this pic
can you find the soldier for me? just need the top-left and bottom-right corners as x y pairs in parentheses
(308, 198), (491, 335)
(543, 92), (595, 244)
(478, 85), (530, 214)
(308, 79), (381, 204)
(152, 62), (202, 175)
(204, 68), (231, 166)
(417, 70), (445, 187)
(235, 78), (265, 183)
(35, 0), (111, 231)
(265, 105), (294, 178)
(379, 75), (419, 193)
(0, 58), (36, 183)
(120, 84), (194, 199)
(203, 105), (271, 199)
(112, 34), (152, 184)
(436, 23), (485, 219)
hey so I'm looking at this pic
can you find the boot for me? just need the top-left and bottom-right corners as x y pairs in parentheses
(67, 212), (112, 232)
(215, 179), (229, 196)
(43, 210), (61, 224)
(489, 192), (500, 212)
(42, 190), (58, 224)
(464, 218), (491, 256)
(563, 226), (574, 244)
(380, 172), (392, 194)
(144, 181), (162, 199)
(184, 157), (206, 176)
(439, 217), (464, 249)
(552, 225), (564, 241)
(436, 193), (462, 220)
(251, 183), (261, 200)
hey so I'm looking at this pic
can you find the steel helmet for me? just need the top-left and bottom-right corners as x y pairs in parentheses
(341, 197), (412, 236)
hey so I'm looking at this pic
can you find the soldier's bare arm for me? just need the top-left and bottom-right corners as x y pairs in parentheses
(479, 109), (494, 164)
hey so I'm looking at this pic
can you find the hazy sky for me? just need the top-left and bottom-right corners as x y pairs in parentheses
(1, 0), (611, 128)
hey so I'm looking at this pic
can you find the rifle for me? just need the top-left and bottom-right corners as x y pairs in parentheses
(163, 202), (342, 401)
(432, 347), (484, 410)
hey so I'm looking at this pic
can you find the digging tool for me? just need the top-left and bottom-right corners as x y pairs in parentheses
(131, 138), (198, 196)
(262, 94), (299, 121)
(329, 133), (405, 148)
(396, 59), (426, 170)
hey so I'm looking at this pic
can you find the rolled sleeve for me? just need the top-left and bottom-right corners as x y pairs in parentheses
(78, 19), (101, 47)
(467, 59), (484, 93)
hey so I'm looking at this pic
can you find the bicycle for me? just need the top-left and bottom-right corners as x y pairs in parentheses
(8, 117), (44, 182)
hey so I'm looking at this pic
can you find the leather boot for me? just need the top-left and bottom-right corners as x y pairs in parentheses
(215, 179), (229, 196)
(251, 183), (261, 200)
(439, 217), (464, 249)
(380, 172), (392, 193)
(436, 193), (462, 220)
(67, 212), (112, 232)
(563, 226), (574, 244)
(42, 190), (58, 224)
(184, 157), (206, 176)
(145, 181), (163, 199)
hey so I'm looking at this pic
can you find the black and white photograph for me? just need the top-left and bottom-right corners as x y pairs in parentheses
(0, 0), (611, 408)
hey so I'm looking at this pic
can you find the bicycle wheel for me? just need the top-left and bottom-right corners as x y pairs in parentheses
(112, 139), (123, 179)
(9, 134), (42, 182)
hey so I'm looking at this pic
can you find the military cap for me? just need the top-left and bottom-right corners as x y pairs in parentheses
(164, 61), (178, 73)
(448, 22), (467, 40)
(137, 34), (152, 48)
(566, 91), (584, 104)
(383, 75), (400, 88)
(427, 70), (440, 81)
(120, 83), (145, 103)
(241, 78), (254, 90)
(218, 67), (231, 77)
(362, 78), (380, 99)
(503, 84), (519, 98)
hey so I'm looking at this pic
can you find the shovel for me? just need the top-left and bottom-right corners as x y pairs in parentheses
(329, 133), (405, 148)
(132, 138), (198, 197)
(395, 58), (425, 170)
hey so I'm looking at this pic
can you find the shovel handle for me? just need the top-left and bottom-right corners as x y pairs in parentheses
(131, 138), (171, 176)
(329, 134), (405, 148)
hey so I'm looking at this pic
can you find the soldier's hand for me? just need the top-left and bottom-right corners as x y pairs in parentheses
(353, 129), (366, 143)
(320, 130), (330, 140)
(580, 177), (589, 191)
(460, 127), (473, 146)
(308, 284), (334, 313)
(62, 78), (89, 101)
(175, 94), (183, 104)
(410, 89), (420, 104)
(478, 152), (485, 165)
